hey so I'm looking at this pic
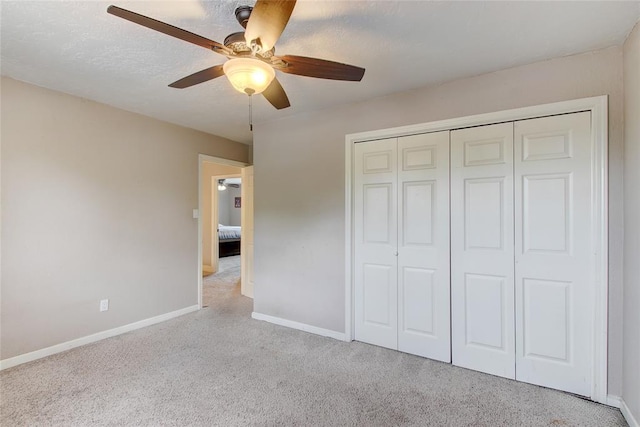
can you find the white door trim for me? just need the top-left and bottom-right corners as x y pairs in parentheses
(344, 95), (608, 404)
(240, 166), (255, 298)
(198, 154), (249, 309)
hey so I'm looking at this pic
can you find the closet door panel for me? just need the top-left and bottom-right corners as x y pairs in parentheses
(514, 111), (592, 396)
(397, 131), (450, 362)
(451, 123), (516, 379)
(464, 273), (508, 351)
(354, 138), (398, 349)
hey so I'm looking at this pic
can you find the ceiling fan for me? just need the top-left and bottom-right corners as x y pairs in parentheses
(218, 178), (241, 191)
(107, 1), (365, 110)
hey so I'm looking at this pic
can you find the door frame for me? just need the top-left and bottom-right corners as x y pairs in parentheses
(344, 96), (608, 404)
(240, 165), (255, 298)
(198, 154), (249, 309)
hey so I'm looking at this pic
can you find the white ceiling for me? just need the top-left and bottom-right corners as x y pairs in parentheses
(2, 1), (639, 145)
(223, 177), (241, 186)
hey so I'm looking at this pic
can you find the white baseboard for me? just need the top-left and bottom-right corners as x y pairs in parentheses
(252, 312), (347, 341)
(607, 395), (621, 408)
(0, 305), (199, 371)
(621, 399), (640, 427)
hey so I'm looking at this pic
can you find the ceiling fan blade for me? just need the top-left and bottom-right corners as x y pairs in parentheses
(168, 65), (225, 89)
(273, 55), (365, 81)
(262, 77), (290, 109)
(244, 0), (297, 52)
(107, 5), (228, 55)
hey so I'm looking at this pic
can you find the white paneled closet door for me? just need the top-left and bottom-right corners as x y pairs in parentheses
(397, 132), (450, 362)
(354, 132), (451, 362)
(451, 123), (516, 379)
(354, 138), (399, 349)
(514, 112), (593, 396)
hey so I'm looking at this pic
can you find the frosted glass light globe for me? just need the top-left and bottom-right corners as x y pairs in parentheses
(223, 58), (276, 95)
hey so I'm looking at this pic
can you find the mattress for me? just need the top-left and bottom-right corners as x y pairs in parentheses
(218, 225), (241, 240)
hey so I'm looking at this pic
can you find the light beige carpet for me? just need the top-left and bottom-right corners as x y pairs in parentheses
(0, 257), (627, 426)
(202, 255), (241, 307)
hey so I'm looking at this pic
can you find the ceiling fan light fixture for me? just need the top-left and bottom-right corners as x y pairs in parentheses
(108, 2), (365, 111)
(223, 57), (275, 95)
(218, 179), (227, 191)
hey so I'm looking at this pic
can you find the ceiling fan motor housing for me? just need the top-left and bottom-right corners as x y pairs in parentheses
(224, 31), (274, 58)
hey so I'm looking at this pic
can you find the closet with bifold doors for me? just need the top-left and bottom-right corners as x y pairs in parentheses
(353, 110), (595, 397)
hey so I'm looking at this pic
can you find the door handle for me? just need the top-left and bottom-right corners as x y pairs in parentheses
(394, 251), (399, 256)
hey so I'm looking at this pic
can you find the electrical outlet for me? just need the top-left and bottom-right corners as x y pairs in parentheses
(100, 299), (109, 312)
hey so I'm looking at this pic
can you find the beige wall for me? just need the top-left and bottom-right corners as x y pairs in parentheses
(623, 22), (640, 421)
(0, 77), (249, 360)
(227, 187), (242, 226)
(253, 47), (626, 395)
(218, 189), (231, 226)
(216, 186), (242, 227)
(201, 162), (242, 267)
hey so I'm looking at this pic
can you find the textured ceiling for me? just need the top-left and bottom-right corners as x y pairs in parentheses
(2, 1), (639, 144)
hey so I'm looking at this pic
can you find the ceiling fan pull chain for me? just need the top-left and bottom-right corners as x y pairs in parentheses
(249, 94), (253, 132)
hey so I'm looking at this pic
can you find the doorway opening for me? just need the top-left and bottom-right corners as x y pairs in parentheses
(198, 155), (251, 310)
(202, 173), (241, 308)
